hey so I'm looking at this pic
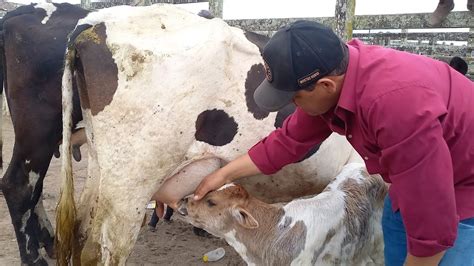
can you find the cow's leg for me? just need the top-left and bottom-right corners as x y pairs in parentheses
(35, 197), (55, 258)
(80, 158), (221, 265)
(2, 147), (55, 265)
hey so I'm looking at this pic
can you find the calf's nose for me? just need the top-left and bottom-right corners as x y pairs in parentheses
(177, 198), (188, 216)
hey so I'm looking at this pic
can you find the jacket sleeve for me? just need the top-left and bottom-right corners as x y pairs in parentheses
(248, 107), (332, 175)
(367, 87), (458, 257)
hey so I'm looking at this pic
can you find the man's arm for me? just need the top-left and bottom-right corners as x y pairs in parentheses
(194, 107), (331, 199)
(405, 251), (445, 266)
(367, 87), (457, 259)
(249, 107), (332, 174)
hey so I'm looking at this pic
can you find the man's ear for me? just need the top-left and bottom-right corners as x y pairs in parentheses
(231, 206), (259, 229)
(316, 77), (337, 94)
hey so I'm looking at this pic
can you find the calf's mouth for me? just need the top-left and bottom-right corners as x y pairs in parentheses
(177, 198), (189, 216)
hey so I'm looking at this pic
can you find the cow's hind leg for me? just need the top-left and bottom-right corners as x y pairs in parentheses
(35, 198), (55, 258)
(2, 145), (56, 265)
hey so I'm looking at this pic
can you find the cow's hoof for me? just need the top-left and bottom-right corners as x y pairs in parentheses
(193, 227), (211, 237)
(41, 239), (56, 259)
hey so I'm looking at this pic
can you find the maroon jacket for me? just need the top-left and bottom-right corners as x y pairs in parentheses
(248, 39), (474, 256)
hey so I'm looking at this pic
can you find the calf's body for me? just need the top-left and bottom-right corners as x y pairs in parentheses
(180, 163), (387, 265)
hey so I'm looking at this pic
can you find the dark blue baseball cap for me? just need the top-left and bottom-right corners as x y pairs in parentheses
(254, 20), (344, 112)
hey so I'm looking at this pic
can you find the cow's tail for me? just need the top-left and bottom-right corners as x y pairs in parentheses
(55, 46), (77, 266)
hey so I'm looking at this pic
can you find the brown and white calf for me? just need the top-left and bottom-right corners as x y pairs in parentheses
(179, 163), (387, 266)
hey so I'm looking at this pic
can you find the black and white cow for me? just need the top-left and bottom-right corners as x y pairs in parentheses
(57, 4), (361, 265)
(0, 3), (88, 265)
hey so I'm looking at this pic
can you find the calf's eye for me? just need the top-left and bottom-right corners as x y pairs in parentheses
(207, 199), (216, 207)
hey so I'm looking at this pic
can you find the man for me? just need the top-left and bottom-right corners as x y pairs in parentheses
(191, 21), (474, 265)
(429, 0), (473, 26)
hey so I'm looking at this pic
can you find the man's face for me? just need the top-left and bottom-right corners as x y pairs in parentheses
(292, 78), (341, 116)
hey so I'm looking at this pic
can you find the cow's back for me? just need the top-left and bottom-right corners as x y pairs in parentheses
(2, 3), (88, 129)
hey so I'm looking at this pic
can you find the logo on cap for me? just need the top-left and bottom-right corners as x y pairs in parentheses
(297, 69), (321, 86)
(263, 59), (273, 82)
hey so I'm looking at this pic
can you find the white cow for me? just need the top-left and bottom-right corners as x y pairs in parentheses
(179, 163), (387, 266)
(57, 4), (362, 265)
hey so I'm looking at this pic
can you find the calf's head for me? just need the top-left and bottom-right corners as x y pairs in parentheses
(178, 184), (259, 237)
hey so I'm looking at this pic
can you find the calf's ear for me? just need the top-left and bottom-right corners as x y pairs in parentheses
(231, 206), (259, 229)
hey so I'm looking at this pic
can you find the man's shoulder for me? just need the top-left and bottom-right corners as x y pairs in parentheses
(356, 51), (443, 109)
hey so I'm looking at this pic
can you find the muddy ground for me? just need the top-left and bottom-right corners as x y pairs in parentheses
(0, 116), (244, 265)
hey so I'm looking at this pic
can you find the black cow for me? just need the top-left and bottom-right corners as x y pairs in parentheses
(0, 3), (88, 265)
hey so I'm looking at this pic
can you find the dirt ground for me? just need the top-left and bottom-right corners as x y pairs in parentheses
(0, 116), (244, 265)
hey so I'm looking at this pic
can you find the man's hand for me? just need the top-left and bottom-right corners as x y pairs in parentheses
(405, 251), (445, 266)
(193, 170), (229, 200)
(193, 154), (261, 200)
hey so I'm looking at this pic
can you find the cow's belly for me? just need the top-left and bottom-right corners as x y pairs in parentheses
(237, 134), (361, 203)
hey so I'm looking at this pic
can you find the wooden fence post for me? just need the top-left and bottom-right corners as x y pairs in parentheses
(334, 0), (356, 41)
(209, 0), (223, 18)
(469, 27), (473, 57)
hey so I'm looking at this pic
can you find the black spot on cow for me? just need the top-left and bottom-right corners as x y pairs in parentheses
(244, 31), (269, 54)
(195, 109), (238, 146)
(274, 103), (321, 162)
(274, 103), (297, 128)
(73, 23), (119, 115)
(245, 64), (269, 120)
(197, 10), (214, 19)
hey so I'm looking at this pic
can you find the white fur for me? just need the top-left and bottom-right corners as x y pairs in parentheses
(206, 164), (384, 265)
(20, 209), (32, 254)
(34, 2), (57, 24)
(28, 171), (40, 190)
(75, 120), (85, 129)
(283, 164), (361, 265)
(217, 183), (236, 191)
(224, 230), (256, 266)
(34, 199), (54, 236)
(25, 234), (30, 254)
(20, 209), (31, 233)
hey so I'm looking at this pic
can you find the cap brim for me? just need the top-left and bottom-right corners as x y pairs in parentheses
(254, 80), (296, 112)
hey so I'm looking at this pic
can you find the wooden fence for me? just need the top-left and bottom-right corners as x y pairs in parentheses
(84, 0), (473, 78)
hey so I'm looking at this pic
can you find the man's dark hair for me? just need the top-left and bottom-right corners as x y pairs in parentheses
(328, 42), (349, 76)
(301, 42), (348, 91)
